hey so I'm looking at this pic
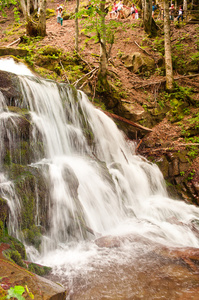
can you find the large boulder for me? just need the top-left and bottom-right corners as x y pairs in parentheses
(0, 257), (67, 300)
(121, 52), (155, 74)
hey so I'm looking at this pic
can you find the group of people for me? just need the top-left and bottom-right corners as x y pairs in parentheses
(56, 1), (185, 26)
(152, 2), (184, 23)
(170, 4), (184, 22)
(109, 2), (139, 20)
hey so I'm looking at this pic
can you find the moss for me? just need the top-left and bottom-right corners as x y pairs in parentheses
(0, 235), (26, 259)
(0, 198), (9, 238)
(7, 249), (27, 268)
(46, 8), (56, 19)
(22, 226), (42, 250)
(28, 263), (51, 276)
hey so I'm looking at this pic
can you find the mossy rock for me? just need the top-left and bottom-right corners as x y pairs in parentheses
(22, 226), (42, 250)
(28, 262), (51, 276)
(46, 8), (56, 19)
(121, 52), (155, 74)
(5, 249), (27, 268)
(38, 45), (62, 57)
(0, 198), (9, 239)
(0, 235), (27, 260)
(62, 12), (71, 20)
(0, 47), (29, 57)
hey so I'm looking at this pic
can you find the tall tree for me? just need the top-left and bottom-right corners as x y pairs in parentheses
(98, 0), (108, 80)
(37, 0), (46, 36)
(75, 0), (80, 52)
(183, 0), (187, 19)
(164, 0), (174, 90)
(142, 0), (158, 36)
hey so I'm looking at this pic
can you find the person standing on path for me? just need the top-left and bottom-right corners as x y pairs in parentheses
(130, 4), (136, 20)
(177, 5), (183, 22)
(57, 6), (63, 26)
(169, 3), (175, 21)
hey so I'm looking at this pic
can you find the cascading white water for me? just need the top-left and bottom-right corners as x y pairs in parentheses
(17, 75), (199, 249)
(1, 59), (199, 297)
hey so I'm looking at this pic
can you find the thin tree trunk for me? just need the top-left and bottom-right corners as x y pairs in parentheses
(19, 0), (27, 16)
(183, 0), (187, 20)
(27, 0), (31, 16)
(164, 0), (174, 90)
(75, 0), (79, 52)
(143, 0), (152, 34)
(99, 0), (107, 78)
(37, 0), (46, 36)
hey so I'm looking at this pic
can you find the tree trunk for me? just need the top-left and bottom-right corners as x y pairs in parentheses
(143, 0), (152, 34)
(99, 0), (108, 79)
(143, 0), (158, 36)
(164, 0), (174, 90)
(27, 0), (31, 16)
(37, 0), (46, 36)
(183, 0), (187, 20)
(33, 0), (38, 10)
(75, 0), (79, 52)
(19, 0), (27, 16)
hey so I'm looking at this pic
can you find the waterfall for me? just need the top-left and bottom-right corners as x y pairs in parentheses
(1, 59), (199, 290)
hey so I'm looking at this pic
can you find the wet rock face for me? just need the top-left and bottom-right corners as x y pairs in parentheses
(0, 258), (67, 300)
(0, 70), (21, 100)
(67, 234), (199, 300)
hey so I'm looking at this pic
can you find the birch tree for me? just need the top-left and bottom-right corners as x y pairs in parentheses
(164, 0), (174, 90)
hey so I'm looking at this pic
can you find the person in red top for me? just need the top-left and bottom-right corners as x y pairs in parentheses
(109, 2), (118, 19)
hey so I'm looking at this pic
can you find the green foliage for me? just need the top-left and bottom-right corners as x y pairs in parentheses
(0, 0), (20, 22)
(20, 35), (43, 47)
(28, 263), (51, 276)
(188, 111), (199, 129)
(187, 170), (196, 181)
(185, 136), (199, 143)
(190, 51), (199, 63)
(46, 8), (56, 19)
(152, 37), (164, 54)
(187, 147), (198, 159)
(0, 235), (26, 260)
(76, 0), (123, 54)
(7, 285), (25, 300)
(22, 225), (42, 250)
(6, 285), (34, 300)
(6, 249), (26, 268)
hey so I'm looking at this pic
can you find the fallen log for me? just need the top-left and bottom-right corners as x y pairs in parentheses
(103, 111), (153, 132)
(0, 47), (28, 57)
(135, 73), (199, 89)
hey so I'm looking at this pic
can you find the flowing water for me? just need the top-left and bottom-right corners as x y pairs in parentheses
(1, 59), (199, 299)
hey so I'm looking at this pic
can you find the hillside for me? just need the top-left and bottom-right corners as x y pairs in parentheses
(0, 1), (199, 204)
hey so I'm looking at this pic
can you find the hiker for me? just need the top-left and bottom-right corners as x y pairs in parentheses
(109, 2), (117, 19)
(116, 1), (124, 19)
(135, 6), (139, 19)
(57, 6), (63, 26)
(169, 4), (175, 21)
(130, 4), (136, 20)
(177, 5), (183, 22)
(152, 2), (157, 18)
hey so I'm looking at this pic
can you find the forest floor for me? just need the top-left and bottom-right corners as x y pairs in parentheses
(0, 0), (199, 179)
